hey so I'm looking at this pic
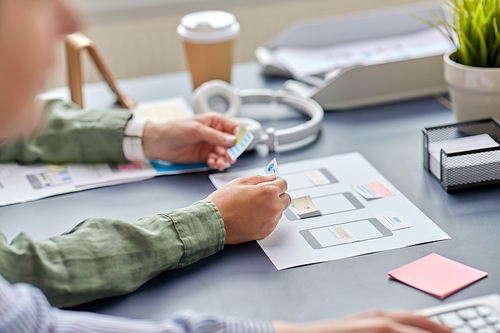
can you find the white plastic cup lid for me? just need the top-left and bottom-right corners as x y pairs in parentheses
(177, 11), (240, 43)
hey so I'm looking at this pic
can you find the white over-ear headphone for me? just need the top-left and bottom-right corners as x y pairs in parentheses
(191, 80), (324, 152)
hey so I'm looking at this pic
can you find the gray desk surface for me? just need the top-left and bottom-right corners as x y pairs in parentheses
(2, 62), (499, 322)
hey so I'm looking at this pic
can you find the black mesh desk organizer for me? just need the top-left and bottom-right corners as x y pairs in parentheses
(423, 118), (500, 193)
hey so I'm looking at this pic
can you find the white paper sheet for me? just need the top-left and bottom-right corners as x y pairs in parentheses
(68, 160), (209, 188)
(273, 28), (453, 78)
(0, 159), (210, 206)
(0, 163), (152, 206)
(67, 162), (157, 187)
(209, 152), (450, 270)
(0, 96), (211, 206)
(132, 96), (194, 123)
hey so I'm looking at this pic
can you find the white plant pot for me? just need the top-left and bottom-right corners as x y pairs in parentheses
(444, 51), (500, 122)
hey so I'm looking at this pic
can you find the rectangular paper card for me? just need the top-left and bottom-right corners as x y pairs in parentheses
(265, 158), (279, 176)
(329, 225), (358, 243)
(354, 181), (392, 199)
(388, 253), (488, 299)
(375, 212), (412, 231)
(291, 195), (321, 218)
(227, 128), (255, 161)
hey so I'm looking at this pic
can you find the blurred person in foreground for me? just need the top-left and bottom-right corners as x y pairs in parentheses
(0, 0), (451, 332)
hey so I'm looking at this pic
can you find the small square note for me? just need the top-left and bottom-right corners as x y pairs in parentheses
(354, 181), (392, 199)
(291, 196), (321, 218)
(388, 253), (488, 299)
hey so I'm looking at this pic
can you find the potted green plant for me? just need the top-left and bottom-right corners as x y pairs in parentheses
(414, 0), (500, 121)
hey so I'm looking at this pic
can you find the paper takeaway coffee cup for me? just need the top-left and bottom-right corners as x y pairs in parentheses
(177, 11), (240, 89)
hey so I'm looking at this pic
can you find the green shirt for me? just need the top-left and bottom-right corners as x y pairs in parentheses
(0, 99), (131, 163)
(0, 100), (226, 308)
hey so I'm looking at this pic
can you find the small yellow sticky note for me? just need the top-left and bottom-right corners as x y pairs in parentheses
(39, 174), (53, 186)
(48, 164), (67, 173)
(330, 226), (356, 243)
(236, 128), (247, 143)
(292, 196), (319, 215)
(305, 169), (331, 186)
(306, 171), (324, 184)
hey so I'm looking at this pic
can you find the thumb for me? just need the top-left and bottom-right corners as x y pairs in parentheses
(192, 123), (237, 147)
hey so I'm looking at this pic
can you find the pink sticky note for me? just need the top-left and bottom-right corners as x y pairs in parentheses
(388, 253), (488, 299)
(366, 181), (391, 197)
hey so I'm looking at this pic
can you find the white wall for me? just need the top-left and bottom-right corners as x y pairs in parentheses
(52, 0), (430, 88)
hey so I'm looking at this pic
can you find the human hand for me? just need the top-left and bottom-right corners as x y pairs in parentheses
(273, 310), (451, 333)
(141, 112), (240, 170)
(207, 174), (291, 244)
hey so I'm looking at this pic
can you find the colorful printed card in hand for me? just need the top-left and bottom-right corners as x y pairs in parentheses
(227, 128), (255, 161)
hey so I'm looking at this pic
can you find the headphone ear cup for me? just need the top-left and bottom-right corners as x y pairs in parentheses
(191, 80), (242, 117)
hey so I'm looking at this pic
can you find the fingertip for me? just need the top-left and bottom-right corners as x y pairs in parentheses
(207, 154), (218, 168)
(215, 146), (227, 155)
(225, 135), (236, 144)
(216, 157), (227, 171)
(266, 173), (277, 181)
(226, 153), (236, 163)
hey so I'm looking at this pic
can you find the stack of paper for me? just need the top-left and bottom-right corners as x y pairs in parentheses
(273, 28), (452, 79)
(428, 134), (499, 180)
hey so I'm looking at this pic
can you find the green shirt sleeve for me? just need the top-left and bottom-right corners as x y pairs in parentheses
(0, 99), (132, 164)
(0, 199), (225, 308)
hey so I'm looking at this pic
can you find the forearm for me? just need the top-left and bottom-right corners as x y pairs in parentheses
(0, 273), (273, 333)
(0, 99), (132, 163)
(0, 199), (225, 308)
(53, 309), (274, 333)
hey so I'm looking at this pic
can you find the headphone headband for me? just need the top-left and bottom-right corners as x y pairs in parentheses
(239, 89), (324, 151)
(191, 80), (324, 152)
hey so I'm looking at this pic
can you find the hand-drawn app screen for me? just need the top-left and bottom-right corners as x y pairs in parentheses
(300, 218), (392, 249)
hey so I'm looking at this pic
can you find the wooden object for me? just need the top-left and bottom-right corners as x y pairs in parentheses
(65, 32), (135, 109)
